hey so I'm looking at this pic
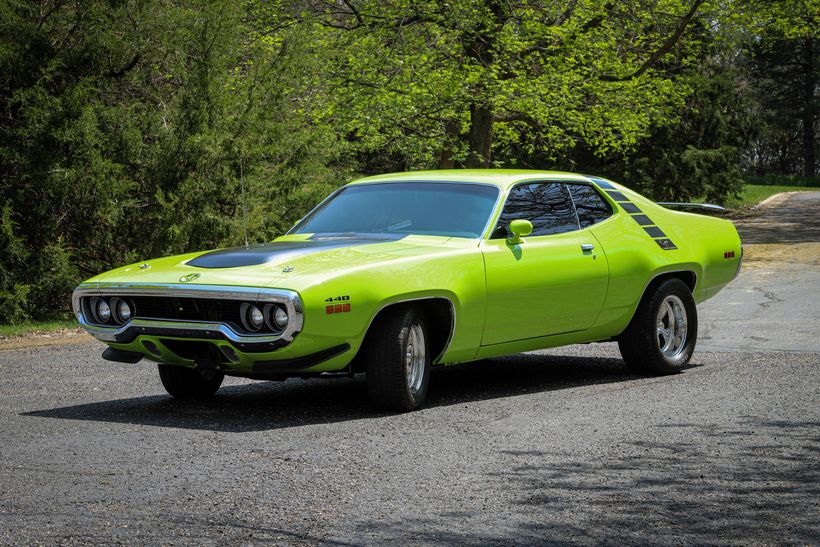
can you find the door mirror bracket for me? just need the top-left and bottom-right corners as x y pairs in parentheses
(507, 219), (533, 245)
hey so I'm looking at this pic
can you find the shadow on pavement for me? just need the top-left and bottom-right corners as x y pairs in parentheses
(23, 353), (685, 432)
(350, 417), (820, 544)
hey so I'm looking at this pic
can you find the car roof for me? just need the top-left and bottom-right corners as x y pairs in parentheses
(347, 169), (598, 190)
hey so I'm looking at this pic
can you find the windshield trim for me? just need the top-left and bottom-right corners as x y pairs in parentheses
(287, 181), (504, 240)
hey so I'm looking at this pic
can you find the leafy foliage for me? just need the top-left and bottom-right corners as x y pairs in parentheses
(0, 0), (815, 323)
(0, 1), (346, 321)
(296, 0), (711, 168)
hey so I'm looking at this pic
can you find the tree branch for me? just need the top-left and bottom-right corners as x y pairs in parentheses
(36, 0), (64, 30)
(601, 0), (707, 82)
(104, 53), (141, 78)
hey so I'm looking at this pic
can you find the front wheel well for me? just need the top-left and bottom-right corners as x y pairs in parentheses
(352, 298), (454, 371)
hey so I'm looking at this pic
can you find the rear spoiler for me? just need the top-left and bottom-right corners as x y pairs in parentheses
(656, 202), (725, 212)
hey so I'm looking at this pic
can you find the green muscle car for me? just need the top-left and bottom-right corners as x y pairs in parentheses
(73, 170), (742, 410)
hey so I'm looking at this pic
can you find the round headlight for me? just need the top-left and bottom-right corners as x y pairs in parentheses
(96, 299), (111, 323)
(117, 299), (132, 322)
(273, 306), (289, 329)
(240, 303), (265, 332)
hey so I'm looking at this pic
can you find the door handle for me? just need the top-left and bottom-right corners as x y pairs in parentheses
(581, 243), (595, 252)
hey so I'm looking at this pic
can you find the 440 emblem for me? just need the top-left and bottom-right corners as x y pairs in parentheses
(179, 273), (201, 283)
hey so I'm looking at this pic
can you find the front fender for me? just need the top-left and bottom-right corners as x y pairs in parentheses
(277, 243), (487, 367)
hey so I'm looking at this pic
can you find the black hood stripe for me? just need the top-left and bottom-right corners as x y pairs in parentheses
(186, 236), (405, 269)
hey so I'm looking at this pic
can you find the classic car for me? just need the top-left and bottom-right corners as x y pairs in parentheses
(73, 170), (742, 410)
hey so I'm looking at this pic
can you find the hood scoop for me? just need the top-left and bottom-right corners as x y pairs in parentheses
(186, 236), (403, 269)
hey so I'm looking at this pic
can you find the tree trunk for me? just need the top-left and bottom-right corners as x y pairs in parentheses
(466, 104), (493, 167)
(461, 0), (508, 169)
(802, 37), (816, 177)
(437, 119), (461, 169)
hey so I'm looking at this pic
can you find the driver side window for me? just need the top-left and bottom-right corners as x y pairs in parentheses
(492, 182), (579, 238)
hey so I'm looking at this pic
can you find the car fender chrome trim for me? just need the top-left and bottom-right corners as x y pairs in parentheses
(72, 283), (303, 344)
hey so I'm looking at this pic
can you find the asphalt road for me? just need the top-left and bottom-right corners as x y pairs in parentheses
(1, 193), (818, 545)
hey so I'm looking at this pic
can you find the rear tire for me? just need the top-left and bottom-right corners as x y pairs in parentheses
(365, 306), (431, 411)
(158, 364), (224, 398)
(618, 278), (698, 374)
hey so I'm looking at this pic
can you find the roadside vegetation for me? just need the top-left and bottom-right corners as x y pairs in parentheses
(0, 1), (816, 325)
(727, 183), (820, 209)
(0, 320), (79, 340)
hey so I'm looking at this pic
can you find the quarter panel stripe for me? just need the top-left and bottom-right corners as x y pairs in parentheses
(643, 226), (666, 238)
(605, 190), (630, 202)
(631, 214), (655, 226)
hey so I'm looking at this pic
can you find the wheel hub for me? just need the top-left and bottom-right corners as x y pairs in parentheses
(656, 294), (688, 358)
(405, 324), (426, 394)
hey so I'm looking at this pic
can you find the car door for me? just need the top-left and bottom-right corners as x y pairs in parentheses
(480, 181), (610, 346)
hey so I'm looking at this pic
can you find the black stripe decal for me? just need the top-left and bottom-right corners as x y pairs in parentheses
(643, 226), (666, 238)
(588, 177), (615, 189)
(655, 238), (678, 250)
(187, 236), (403, 268)
(606, 190), (630, 202)
(587, 179), (679, 250)
(631, 214), (654, 226)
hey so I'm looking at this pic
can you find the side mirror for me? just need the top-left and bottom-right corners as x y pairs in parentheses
(507, 219), (533, 245)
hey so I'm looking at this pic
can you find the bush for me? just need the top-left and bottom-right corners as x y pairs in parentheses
(0, 284), (31, 324)
(743, 174), (820, 187)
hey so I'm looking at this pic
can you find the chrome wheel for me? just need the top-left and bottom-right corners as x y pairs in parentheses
(405, 323), (426, 394)
(656, 295), (688, 358)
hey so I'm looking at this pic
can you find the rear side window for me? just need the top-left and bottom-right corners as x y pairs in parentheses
(493, 182), (579, 238)
(567, 183), (612, 228)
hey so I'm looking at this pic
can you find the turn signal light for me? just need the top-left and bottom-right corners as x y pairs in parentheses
(326, 303), (351, 314)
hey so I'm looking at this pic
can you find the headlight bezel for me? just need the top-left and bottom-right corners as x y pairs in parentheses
(240, 302), (265, 332)
(263, 303), (289, 333)
(91, 297), (112, 324)
(111, 297), (133, 324)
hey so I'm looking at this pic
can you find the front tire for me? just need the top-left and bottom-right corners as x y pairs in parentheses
(158, 364), (224, 398)
(365, 306), (431, 411)
(618, 278), (698, 374)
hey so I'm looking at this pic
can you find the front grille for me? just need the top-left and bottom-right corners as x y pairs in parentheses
(81, 295), (276, 334)
(128, 296), (244, 325)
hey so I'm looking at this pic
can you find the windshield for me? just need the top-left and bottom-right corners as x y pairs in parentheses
(291, 182), (499, 238)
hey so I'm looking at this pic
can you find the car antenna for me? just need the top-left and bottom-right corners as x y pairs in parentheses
(240, 156), (249, 248)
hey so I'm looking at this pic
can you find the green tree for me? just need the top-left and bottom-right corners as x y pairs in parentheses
(745, 36), (817, 177)
(297, 0), (711, 169)
(0, 0), (347, 322)
(720, 0), (817, 177)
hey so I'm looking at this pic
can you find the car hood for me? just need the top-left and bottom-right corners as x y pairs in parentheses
(85, 234), (466, 289)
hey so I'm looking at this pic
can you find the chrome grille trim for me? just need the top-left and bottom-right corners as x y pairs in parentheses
(72, 283), (303, 345)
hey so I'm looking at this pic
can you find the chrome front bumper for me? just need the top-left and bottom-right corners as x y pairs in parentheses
(72, 283), (304, 350)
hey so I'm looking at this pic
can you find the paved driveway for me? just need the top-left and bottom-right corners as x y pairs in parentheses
(0, 193), (818, 545)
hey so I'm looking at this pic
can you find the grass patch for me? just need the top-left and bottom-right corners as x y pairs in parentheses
(0, 319), (79, 339)
(744, 174), (820, 187)
(726, 184), (820, 209)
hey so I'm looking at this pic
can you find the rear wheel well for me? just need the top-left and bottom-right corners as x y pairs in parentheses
(619, 270), (696, 337)
(610, 270), (698, 340)
(352, 298), (454, 371)
(651, 271), (696, 293)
